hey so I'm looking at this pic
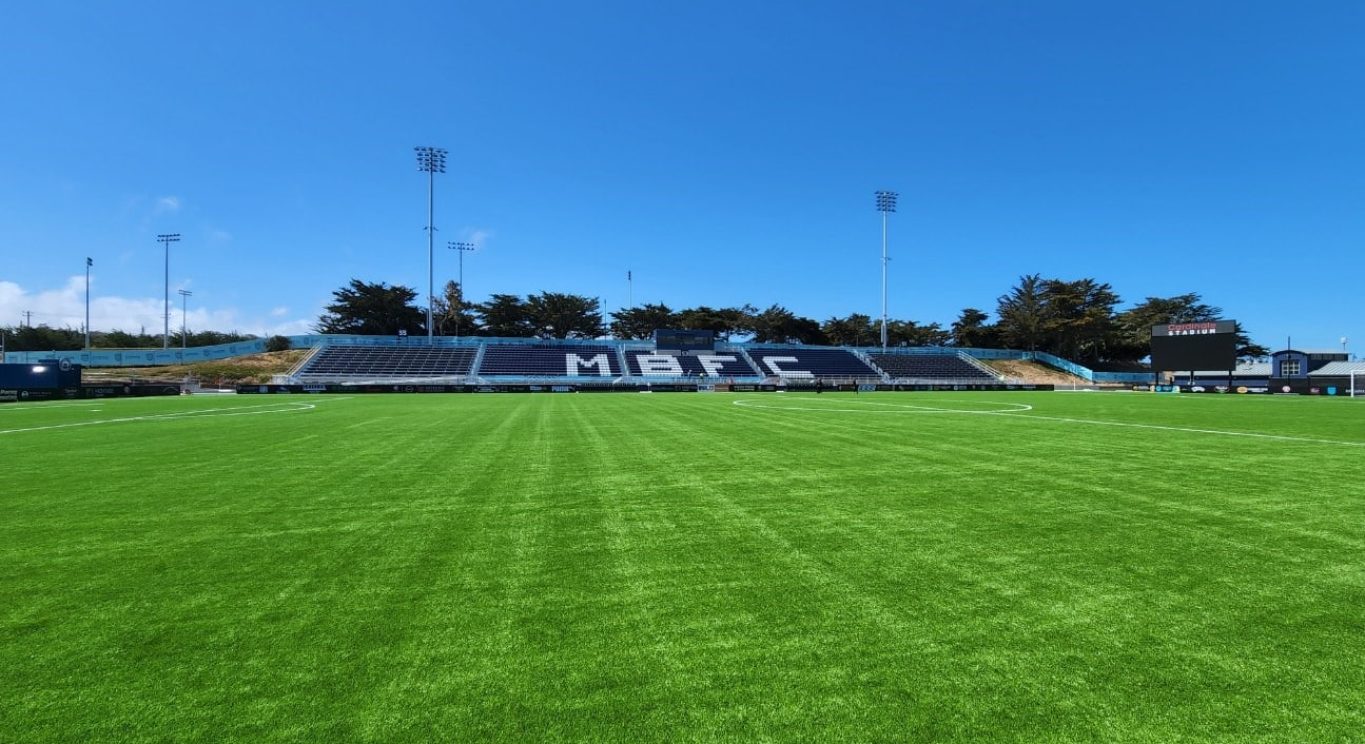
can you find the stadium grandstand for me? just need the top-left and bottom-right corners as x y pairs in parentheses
(279, 338), (1009, 386)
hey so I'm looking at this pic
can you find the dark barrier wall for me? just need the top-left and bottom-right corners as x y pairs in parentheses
(238, 383), (1055, 395)
(0, 361), (81, 389)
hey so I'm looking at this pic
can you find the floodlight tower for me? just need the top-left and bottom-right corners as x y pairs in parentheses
(415, 146), (448, 342)
(875, 190), (898, 351)
(156, 234), (181, 349)
(448, 241), (476, 338)
(178, 289), (193, 349)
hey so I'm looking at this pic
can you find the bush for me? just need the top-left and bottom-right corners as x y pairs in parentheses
(265, 335), (292, 352)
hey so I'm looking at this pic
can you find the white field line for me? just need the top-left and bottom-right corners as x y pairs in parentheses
(732, 398), (1033, 414)
(0, 401), (119, 413)
(0, 402), (317, 435)
(981, 410), (1365, 448)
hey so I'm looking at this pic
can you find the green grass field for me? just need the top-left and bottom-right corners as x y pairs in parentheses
(3, 391), (1363, 742)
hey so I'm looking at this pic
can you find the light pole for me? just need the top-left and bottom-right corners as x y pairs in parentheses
(156, 233), (180, 349)
(415, 146), (447, 343)
(875, 190), (898, 351)
(178, 289), (193, 350)
(448, 241), (475, 338)
(85, 257), (93, 349)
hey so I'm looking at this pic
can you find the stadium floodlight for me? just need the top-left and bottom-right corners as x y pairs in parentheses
(875, 190), (898, 352)
(156, 234), (181, 349)
(415, 146), (448, 343)
(448, 241), (476, 338)
(178, 289), (193, 350)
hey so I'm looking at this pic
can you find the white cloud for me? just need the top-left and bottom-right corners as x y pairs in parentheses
(0, 278), (315, 338)
(461, 227), (494, 249)
(154, 196), (182, 214)
(264, 318), (316, 336)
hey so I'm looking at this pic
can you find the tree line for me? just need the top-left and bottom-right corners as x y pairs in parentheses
(315, 275), (1270, 365)
(0, 326), (256, 353)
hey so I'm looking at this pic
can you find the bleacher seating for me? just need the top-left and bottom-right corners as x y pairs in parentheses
(867, 353), (997, 381)
(480, 344), (622, 377)
(296, 345), (476, 379)
(746, 348), (880, 378)
(624, 350), (759, 377)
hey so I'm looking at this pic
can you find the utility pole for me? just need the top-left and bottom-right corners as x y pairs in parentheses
(415, 146), (448, 343)
(628, 270), (633, 309)
(85, 257), (93, 348)
(875, 190), (898, 351)
(23, 310), (33, 327)
(178, 289), (193, 349)
(156, 233), (181, 349)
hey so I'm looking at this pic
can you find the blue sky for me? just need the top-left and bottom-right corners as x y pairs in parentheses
(2, 1), (1362, 353)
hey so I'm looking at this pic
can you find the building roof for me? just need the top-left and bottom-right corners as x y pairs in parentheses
(1184, 362), (1271, 377)
(1309, 361), (1365, 376)
(1272, 348), (1348, 357)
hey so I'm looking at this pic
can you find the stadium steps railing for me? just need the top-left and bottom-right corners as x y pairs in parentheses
(851, 349), (892, 381)
(956, 351), (1005, 380)
(284, 344), (324, 379)
(733, 347), (764, 377)
(470, 343), (488, 376)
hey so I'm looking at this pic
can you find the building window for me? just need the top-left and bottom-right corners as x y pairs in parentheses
(1281, 359), (1301, 376)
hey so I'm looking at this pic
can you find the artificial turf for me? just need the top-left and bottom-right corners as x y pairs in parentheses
(2, 391), (1363, 742)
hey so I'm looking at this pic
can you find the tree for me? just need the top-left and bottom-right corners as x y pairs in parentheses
(0, 324), (84, 352)
(821, 314), (878, 347)
(476, 294), (533, 337)
(996, 274), (1049, 352)
(1233, 321), (1270, 360)
(746, 304), (825, 344)
(1040, 278), (1120, 364)
(887, 319), (950, 347)
(99, 330), (152, 348)
(317, 279), (425, 335)
(950, 308), (1000, 348)
(677, 305), (752, 341)
(432, 280), (479, 336)
(526, 292), (604, 339)
(609, 303), (679, 339)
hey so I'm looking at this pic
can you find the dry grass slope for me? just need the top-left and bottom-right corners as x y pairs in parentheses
(80, 349), (309, 385)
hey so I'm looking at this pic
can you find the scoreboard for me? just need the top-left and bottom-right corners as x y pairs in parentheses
(654, 329), (715, 352)
(1150, 320), (1237, 372)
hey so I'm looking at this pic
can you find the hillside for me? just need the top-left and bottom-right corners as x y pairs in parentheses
(986, 359), (1091, 386)
(81, 350), (309, 386)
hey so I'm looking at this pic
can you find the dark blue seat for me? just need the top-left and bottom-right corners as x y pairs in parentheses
(745, 348), (879, 378)
(625, 350), (758, 377)
(479, 345), (622, 377)
(867, 353), (996, 381)
(298, 346), (476, 377)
